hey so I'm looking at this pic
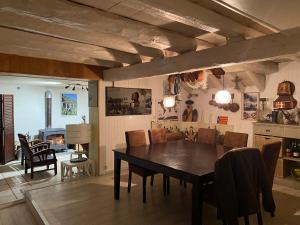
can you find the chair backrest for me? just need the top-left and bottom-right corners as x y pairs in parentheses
(261, 141), (281, 186)
(215, 147), (275, 223)
(166, 132), (183, 141)
(18, 133), (33, 159)
(196, 128), (217, 145)
(223, 131), (248, 151)
(148, 128), (167, 145)
(125, 130), (147, 148)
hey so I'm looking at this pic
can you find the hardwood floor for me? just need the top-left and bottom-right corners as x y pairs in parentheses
(23, 174), (300, 225)
(0, 203), (37, 225)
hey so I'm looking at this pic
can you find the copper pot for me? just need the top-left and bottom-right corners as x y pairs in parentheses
(229, 103), (240, 112)
(277, 81), (295, 95)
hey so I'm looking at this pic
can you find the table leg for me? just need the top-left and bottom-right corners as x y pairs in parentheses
(114, 153), (121, 200)
(192, 179), (203, 225)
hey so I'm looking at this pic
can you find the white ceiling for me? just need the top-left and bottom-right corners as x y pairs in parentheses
(0, 75), (88, 87)
(220, 0), (300, 30)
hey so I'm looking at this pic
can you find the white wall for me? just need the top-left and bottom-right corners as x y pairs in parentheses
(0, 83), (89, 140)
(98, 61), (300, 173)
(98, 76), (166, 172)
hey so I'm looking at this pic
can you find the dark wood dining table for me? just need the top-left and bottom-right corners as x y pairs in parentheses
(113, 140), (225, 225)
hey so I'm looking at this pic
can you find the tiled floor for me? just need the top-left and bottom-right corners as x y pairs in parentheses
(0, 150), (73, 204)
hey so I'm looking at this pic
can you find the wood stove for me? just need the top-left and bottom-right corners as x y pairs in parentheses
(40, 91), (67, 151)
(38, 128), (67, 151)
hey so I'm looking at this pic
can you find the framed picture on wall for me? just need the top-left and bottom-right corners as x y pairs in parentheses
(105, 87), (152, 116)
(241, 92), (259, 121)
(61, 93), (77, 115)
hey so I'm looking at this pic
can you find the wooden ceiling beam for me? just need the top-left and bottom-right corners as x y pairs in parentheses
(0, 27), (131, 67)
(107, 0), (265, 38)
(0, 0), (206, 55)
(0, 1), (163, 58)
(0, 53), (102, 80)
(0, 46), (122, 68)
(103, 26), (300, 81)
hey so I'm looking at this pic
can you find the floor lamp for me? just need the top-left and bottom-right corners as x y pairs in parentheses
(66, 124), (91, 163)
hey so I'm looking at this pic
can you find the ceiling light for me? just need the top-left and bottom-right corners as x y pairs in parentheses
(163, 96), (176, 108)
(215, 73), (231, 104)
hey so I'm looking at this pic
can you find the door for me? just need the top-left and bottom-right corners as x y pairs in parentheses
(0, 95), (15, 164)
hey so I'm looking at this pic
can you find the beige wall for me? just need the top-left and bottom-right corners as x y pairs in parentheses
(98, 61), (300, 174)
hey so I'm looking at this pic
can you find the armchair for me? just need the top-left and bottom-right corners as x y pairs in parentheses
(20, 136), (50, 165)
(18, 134), (57, 179)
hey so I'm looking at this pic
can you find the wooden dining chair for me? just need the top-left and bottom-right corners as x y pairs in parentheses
(223, 131), (248, 151)
(261, 141), (281, 186)
(125, 130), (157, 203)
(148, 128), (167, 144)
(196, 128), (217, 145)
(148, 128), (170, 195)
(166, 132), (184, 141)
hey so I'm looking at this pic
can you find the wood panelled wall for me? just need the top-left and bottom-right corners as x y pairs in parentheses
(0, 53), (103, 80)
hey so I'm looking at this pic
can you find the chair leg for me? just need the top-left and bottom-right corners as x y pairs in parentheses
(167, 176), (170, 195)
(180, 180), (183, 184)
(31, 166), (34, 179)
(54, 163), (57, 175)
(128, 171), (132, 193)
(257, 212), (263, 225)
(25, 162), (28, 174)
(184, 181), (187, 188)
(143, 176), (147, 203)
(21, 151), (24, 165)
(150, 175), (154, 186)
(163, 175), (167, 196)
(244, 215), (250, 225)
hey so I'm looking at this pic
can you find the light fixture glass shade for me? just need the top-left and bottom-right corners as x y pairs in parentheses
(215, 90), (231, 104)
(163, 96), (176, 108)
(66, 124), (91, 144)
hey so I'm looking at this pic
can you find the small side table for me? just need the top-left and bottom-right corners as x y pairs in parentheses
(61, 159), (95, 181)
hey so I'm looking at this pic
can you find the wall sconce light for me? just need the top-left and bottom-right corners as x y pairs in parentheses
(163, 96), (176, 108)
